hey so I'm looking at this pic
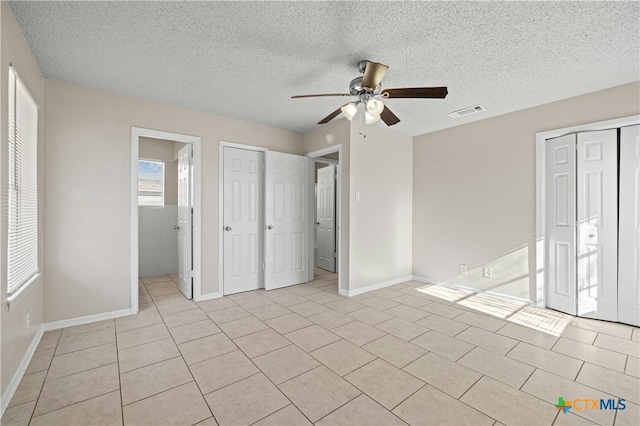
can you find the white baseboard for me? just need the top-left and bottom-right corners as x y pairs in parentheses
(196, 291), (223, 302)
(340, 275), (413, 297)
(43, 308), (132, 331)
(1, 325), (44, 417)
(411, 275), (534, 306)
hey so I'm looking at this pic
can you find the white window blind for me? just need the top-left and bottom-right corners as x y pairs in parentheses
(7, 67), (39, 295)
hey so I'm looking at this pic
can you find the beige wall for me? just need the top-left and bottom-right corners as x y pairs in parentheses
(413, 81), (640, 301)
(303, 119), (350, 290)
(349, 121), (413, 290)
(139, 137), (180, 206)
(43, 79), (303, 322)
(0, 0), (45, 406)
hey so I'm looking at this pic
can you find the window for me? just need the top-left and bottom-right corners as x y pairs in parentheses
(138, 159), (164, 206)
(7, 67), (39, 295)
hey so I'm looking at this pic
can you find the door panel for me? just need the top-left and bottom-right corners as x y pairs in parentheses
(177, 144), (192, 299)
(619, 125), (640, 326)
(265, 151), (310, 290)
(546, 134), (577, 315)
(223, 147), (264, 295)
(576, 130), (618, 321)
(316, 165), (336, 272)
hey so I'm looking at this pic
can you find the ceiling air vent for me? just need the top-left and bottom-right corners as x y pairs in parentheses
(448, 105), (486, 118)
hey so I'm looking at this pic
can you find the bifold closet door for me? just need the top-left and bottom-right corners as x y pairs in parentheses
(546, 134), (577, 315)
(619, 125), (640, 326)
(223, 147), (264, 295)
(576, 130), (618, 321)
(265, 151), (311, 290)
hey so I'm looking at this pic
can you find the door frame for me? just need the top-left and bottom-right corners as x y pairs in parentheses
(534, 115), (639, 309)
(306, 145), (343, 291)
(130, 127), (202, 313)
(218, 141), (268, 296)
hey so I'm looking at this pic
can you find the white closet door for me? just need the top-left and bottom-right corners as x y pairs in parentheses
(545, 134), (577, 315)
(619, 125), (640, 326)
(316, 164), (336, 272)
(177, 144), (193, 299)
(223, 147), (264, 295)
(576, 130), (618, 321)
(265, 151), (310, 290)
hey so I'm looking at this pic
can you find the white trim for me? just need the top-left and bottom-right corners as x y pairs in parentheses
(131, 127), (203, 307)
(534, 115), (640, 309)
(306, 145), (343, 292)
(43, 308), (132, 331)
(218, 141), (269, 296)
(412, 275), (535, 306)
(198, 291), (223, 301)
(0, 326), (44, 417)
(340, 275), (413, 297)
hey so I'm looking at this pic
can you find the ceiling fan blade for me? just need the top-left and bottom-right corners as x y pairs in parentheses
(361, 61), (389, 90)
(292, 93), (351, 99)
(380, 105), (400, 126)
(382, 87), (448, 99)
(318, 105), (346, 124)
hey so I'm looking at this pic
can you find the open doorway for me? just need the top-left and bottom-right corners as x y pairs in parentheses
(130, 127), (201, 314)
(309, 148), (341, 291)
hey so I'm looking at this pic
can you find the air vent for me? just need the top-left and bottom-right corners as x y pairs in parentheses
(448, 105), (486, 118)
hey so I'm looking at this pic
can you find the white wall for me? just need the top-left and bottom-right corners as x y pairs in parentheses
(348, 121), (413, 290)
(138, 206), (178, 277)
(43, 79), (303, 322)
(413, 81), (640, 301)
(0, 0), (45, 408)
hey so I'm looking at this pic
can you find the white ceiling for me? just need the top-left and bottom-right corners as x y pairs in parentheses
(9, 1), (639, 136)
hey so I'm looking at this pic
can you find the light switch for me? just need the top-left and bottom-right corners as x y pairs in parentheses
(355, 192), (361, 202)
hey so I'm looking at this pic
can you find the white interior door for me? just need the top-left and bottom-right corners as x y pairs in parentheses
(223, 147), (264, 295)
(545, 134), (577, 315)
(265, 151), (310, 290)
(576, 130), (618, 321)
(177, 144), (193, 299)
(619, 125), (640, 326)
(316, 164), (336, 272)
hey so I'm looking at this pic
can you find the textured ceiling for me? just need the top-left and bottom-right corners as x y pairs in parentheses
(9, 1), (640, 136)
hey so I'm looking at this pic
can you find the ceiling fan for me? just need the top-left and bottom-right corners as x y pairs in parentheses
(292, 60), (448, 126)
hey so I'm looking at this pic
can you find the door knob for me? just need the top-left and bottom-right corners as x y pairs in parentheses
(267, 225), (273, 230)
(225, 226), (232, 231)
(316, 222), (320, 225)
(174, 226), (180, 230)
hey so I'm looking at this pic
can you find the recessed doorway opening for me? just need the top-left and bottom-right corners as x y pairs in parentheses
(130, 127), (202, 313)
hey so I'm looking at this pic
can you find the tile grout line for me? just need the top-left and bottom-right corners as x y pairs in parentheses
(143, 277), (216, 424)
(26, 330), (62, 423)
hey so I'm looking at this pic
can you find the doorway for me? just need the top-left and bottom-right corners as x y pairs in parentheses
(307, 145), (342, 292)
(130, 127), (202, 313)
(536, 117), (640, 326)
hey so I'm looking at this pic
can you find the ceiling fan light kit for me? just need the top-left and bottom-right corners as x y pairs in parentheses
(292, 60), (448, 127)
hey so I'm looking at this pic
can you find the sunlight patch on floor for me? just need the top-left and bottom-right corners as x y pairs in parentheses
(410, 285), (572, 336)
(416, 285), (472, 302)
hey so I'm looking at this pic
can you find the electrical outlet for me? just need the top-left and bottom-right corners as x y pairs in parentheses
(355, 192), (361, 202)
(26, 310), (31, 328)
(483, 267), (492, 278)
(459, 264), (468, 274)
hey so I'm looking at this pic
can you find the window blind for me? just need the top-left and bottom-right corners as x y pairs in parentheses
(7, 67), (39, 294)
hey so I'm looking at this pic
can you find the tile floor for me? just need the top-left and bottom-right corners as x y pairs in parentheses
(2, 269), (639, 425)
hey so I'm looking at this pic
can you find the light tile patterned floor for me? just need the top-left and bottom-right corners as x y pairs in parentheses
(2, 269), (639, 425)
